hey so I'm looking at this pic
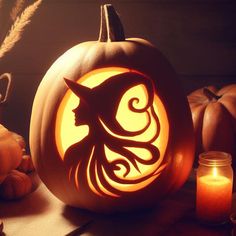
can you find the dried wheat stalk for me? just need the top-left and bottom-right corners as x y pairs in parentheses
(10, 0), (26, 22)
(0, 0), (3, 10)
(0, 0), (42, 59)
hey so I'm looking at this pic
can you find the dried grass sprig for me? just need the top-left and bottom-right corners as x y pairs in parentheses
(10, 0), (26, 22)
(0, 0), (3, 10)
(0, 0), (42, 59)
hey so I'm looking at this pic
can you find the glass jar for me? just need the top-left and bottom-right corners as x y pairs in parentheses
(196, 151), (233, 225)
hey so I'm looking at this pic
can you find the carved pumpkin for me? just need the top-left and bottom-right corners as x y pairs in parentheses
(30, 4), (194, 212)
(188, 84), (236, 167)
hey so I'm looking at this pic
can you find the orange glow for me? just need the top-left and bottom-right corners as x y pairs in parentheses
(102, 165), (162, 192)
(74, 162), (80, 190)
(68, 167), (73, 181)
(86, 146), (102, 196)
(55, 67), (169, 196)
(95, 163), (120, 198)
(116, 84), (149, 132)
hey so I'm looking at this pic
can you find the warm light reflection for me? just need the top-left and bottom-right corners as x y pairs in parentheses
(55, 67), (169, 196)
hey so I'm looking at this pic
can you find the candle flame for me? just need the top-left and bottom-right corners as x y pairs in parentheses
(213, 167), (218, 177)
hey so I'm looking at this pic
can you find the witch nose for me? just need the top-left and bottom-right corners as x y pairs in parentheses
(72, 105), (80, 113)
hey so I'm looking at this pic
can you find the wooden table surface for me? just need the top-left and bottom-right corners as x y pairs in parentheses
(0, 172), (235, 236)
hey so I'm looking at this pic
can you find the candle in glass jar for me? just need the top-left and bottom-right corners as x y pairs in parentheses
(196, 151), (233, 224)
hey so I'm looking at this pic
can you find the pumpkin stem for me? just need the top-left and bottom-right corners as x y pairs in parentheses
(98, 4), (125, 42)
(203, 87), (221, 101)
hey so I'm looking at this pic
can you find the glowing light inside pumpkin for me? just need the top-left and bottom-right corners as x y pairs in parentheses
(55, 67), (169, 196)
(116, 84), (149, 132)
(56, 67), (129, 157)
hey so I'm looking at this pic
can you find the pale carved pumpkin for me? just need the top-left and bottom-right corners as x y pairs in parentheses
(188, 84), (236, 167)
(30, 4), (194, 212)
(0, 124), (22, 183)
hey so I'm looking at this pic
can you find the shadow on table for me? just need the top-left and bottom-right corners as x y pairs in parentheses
(62, 180), (235, 236)
(62, 188), (195, 236)
(63, 206), (235, 236)
(0, 183), (50, 218)
(63, 205), (168, 236)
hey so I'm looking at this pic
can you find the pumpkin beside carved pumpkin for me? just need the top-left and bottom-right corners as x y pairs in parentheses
(187, 84), (236, 167)
(0, 124), (36, 199)
(17, 155), (35, 173)
(30, 4), (194, 213)
(0, 170), (32, 200)
(0, 125), (22, 183)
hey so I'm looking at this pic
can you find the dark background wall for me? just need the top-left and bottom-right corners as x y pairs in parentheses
(0, 0), (235, 143)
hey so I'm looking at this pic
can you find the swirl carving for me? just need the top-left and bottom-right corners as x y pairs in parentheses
(63, 71), (167, 197)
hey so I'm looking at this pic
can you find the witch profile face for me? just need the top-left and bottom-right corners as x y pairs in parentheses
(72, 105), (80, 126)
(65, 71), (155, 135)
(72, 100), (92, 127)
(63, 71), (167, 197)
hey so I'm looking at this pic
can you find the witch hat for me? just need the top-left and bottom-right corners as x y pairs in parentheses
(64, 78), (92, 103)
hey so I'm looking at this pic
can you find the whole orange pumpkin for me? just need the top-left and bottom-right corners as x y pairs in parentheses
(188, 84), (236, 167)
(0, 124), (22, 183)
(0, 170), (32, 200)
(30, 4), (194, 213)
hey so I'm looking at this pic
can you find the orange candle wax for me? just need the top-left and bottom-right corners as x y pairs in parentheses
(197, 174), (232, 224)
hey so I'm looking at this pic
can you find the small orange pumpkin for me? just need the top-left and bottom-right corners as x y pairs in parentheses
(0, 170), (32, 200)
(188, 84), (236, 166)
(0, 125), (22, 183)
(17, 155), (35, 173)
(30, 4), (194, 212)
(11, 132), (26, 151)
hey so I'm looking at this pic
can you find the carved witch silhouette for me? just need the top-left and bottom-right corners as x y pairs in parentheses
(64, 72), (163, 197)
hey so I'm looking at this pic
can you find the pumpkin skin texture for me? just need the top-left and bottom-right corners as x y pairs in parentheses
(188, 84), (236, 167)
(0, 125), (22, 183)
(11, 132), (26, 151)
(17, 155), (35, 173)
(0, 170), (32, 200)
(30, 5), (194, 213)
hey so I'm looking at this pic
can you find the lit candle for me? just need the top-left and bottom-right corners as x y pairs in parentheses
(196, 151), (233, 225)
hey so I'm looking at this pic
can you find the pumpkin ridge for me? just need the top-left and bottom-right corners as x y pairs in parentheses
(218, 98), (236, 129)
(195, 104), (207, 156)
(202, 102), (234, 151)
(219, 84), (236, 95)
